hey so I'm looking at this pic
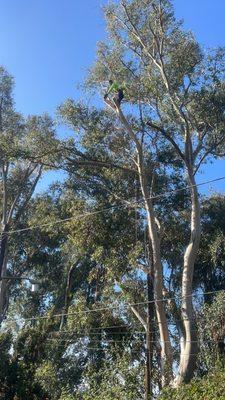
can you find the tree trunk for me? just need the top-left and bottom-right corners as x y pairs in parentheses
(60, 259), (80, 330)
(137, 154), (173, 385)
(0, 164), (43, 323)
(114, 104), (173, 385)
(0, 223), (9, 277)
(146, 272), (154, 399)
(175, 170), (201, 385)
(0, 237), (9, 324)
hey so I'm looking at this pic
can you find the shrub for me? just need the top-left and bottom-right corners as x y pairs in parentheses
(160, 369), (225, 400)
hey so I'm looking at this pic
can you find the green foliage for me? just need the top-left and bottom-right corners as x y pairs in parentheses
(197, 292), (225, 373)
(1, 0), (225, 398)
(35, 361), (60, 399)
(194, 195), (225, 293)
(75, 353), (144, 400)
(0, 331), (12, 395)
(0, 329), (47, 400)
(160, 369), (225, 400)
(59, 393), (75, 400)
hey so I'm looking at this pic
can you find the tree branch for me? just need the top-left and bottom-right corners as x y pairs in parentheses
(146, 120), (185, 161)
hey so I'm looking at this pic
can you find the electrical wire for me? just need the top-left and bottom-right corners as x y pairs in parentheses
(42, 345), (211, 357)
(46, 337), (221, 344)
(4, 288), (224, 324)
(47, 338), (143, 343)
(47, 324), (219, 338)
(5, 175), (225, 235)
(49, 330), (146, 336)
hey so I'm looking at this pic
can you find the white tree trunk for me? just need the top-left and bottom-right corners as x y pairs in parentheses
(175, 170), (201, 385)
(111, 104), (173, 384)
(137, 156), (173, 384)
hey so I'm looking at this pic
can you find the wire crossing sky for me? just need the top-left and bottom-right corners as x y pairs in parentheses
(5, 289), (224, 324)
(5, 175), (225, 236)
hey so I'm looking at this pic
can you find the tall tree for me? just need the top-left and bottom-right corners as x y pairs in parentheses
(60, 0), (225, 386)
(0, 66), (59, 323)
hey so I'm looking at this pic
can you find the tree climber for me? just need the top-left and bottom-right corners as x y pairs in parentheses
(104, 79), (126, 107)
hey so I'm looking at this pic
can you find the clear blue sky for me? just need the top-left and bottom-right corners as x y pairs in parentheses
(1, 0), (225, 193)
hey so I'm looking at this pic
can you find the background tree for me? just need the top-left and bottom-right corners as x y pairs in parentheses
(0, 66), (59, 323)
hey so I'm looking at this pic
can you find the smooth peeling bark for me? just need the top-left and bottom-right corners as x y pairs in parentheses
(107, 100), (173, 384)
(138, 157), (173, 384)
(175, 170), (201, 385)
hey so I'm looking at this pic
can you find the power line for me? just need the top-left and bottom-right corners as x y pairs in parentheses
(5, 289), (224, 324)
(61, 324), (133, 331)
(48, 327), (166, 336)
(47, 338), (144, 343)
(6, 175), (225, 235)
(47, 337), (221, 344)
(49, 331), (146, 336)
(42, 345), (210, 357)
(47, 324), (216, 337)
(47, 317), (203, 334)
(47, 328), (193, 337)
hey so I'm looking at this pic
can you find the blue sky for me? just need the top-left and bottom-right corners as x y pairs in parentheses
(1, 0), (225, 193)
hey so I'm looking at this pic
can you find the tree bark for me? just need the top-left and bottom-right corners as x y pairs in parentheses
(0, 244), (9, 324)
(146, 272), (154, 400)
(0, 164), (43, 323)
(60, 259), (80, 330)
(0, 223), (9, 277)
(114, 104), (173, 384)
(137, 153), (173, 384)
(0, 162), (9, 323)
(175, 170), (201, 385)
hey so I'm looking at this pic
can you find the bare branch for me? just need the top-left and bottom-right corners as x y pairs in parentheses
(146, 120), (185, 161)
(14, 165), (43, 223)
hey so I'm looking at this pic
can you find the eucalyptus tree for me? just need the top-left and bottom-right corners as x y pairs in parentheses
(0, 66), (59, 323)
(1, 182), (149, 399)
(58, 0), (225, 388)
(90, 0), (225, 386)
(57, 99), (185, 395)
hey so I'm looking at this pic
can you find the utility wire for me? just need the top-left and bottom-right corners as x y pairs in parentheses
(49, 330), (146, 336)
(4, 289), (224, 324)
(43, 345), (211, 356)
(46, 337), (222, 344)
(5, 175), (225, 235)
(47, 325), (215, 337)
(47, 338), (144, 343)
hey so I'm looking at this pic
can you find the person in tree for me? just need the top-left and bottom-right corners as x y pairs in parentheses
(104, 79), (126, 106)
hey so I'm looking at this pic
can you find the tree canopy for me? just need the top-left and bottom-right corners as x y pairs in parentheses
(0, 1), (225, 399)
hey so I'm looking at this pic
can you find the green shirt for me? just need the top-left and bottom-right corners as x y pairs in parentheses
(108, 81), (126, 94)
